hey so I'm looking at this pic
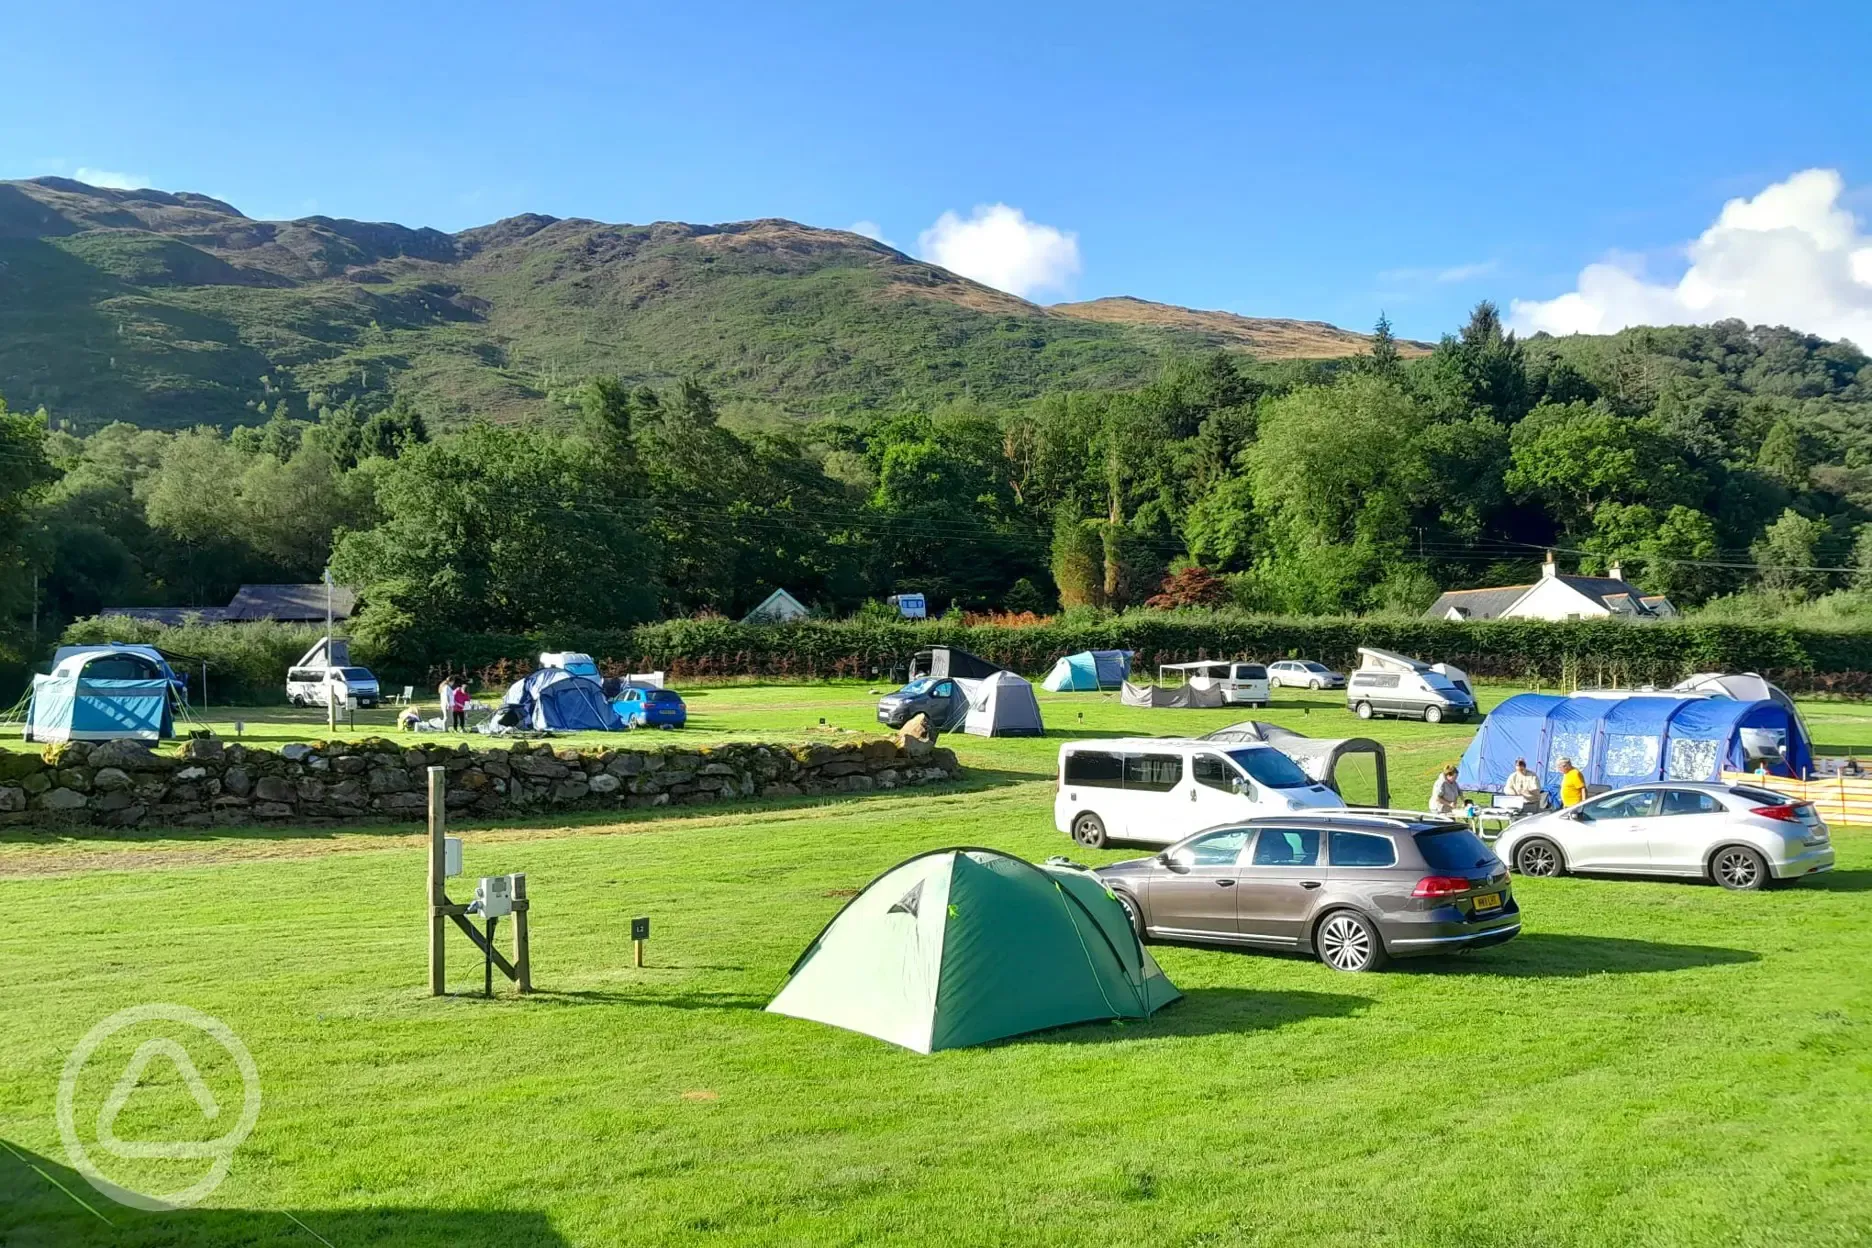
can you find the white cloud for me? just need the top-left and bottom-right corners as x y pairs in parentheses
(916, 203), (1081, 299)
(1379, 260), (1498, 285)
(1511, 168), (1872, 348)
(72, 166), (152, 190)
(848, 220), (893, 246)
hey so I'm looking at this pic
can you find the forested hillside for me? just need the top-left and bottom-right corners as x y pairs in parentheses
(3, 298), (1869, 678)
(0, 178), (1407, 431)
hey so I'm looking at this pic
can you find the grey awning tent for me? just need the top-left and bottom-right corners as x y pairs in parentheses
(909, 647), (1002, 681)
(1121, 680), (1226, 709)
(961, 671), (1045, 737)
(1203, 721), (1390, 807)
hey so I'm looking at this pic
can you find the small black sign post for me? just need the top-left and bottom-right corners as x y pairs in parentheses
(632, 916), (650, 968)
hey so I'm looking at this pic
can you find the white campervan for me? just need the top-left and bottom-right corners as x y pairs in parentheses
(1344, 646), (1475, 723)
(1055, 737), (1344, 849)
(285, 637), (381, 708)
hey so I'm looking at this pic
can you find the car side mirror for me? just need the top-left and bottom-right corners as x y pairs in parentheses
(1230, 777), (1248, 795)
(1560, 808), (1582, 821)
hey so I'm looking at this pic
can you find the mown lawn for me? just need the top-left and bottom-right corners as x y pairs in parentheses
(1, 683), (1868, 1246)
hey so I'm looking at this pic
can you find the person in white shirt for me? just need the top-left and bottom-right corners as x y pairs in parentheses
(1504, 758), (1542, 806)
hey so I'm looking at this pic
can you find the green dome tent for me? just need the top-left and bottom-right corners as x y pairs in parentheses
(768, 848), (1180, 1053)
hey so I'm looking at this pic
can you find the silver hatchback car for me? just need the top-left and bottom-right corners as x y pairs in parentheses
(1496, 781), (1835, 890)
(1094, 813), (1520, 972)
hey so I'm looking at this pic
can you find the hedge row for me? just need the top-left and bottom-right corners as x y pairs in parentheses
(54, 611), (1872, 703)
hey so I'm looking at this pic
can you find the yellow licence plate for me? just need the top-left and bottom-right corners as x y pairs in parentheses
(1472, 892), (1502, 911)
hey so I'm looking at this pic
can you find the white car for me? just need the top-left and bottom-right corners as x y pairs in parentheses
(1495, 782), (1835, 890)
(1268, 660), (1345, 690)
(1054, 737), (1345, 849)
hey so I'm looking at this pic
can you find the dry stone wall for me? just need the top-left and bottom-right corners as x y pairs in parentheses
(0, 734), (960, 830)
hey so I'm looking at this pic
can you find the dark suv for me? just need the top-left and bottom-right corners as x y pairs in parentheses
(1093, 813), (1520, 971)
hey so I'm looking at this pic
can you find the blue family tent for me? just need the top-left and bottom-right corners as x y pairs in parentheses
(1458, 692), (1812, 803)
(1041, 650), (1132, 692)
(25, 648), (176, 743)
(500, 668), (624, 732)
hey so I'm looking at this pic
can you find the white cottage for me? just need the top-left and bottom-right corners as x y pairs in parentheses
(1425, 554), (1675, 623)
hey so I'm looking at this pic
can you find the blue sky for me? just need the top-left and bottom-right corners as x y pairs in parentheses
(5, 0), (1871, 341)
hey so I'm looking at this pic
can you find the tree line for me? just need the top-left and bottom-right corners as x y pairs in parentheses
(4, 303), (1872, 673)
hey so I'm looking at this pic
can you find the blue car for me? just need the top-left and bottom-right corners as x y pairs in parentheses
(614, 685), (687, 729)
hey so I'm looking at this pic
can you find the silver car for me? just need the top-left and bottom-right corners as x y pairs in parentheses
(1496, 782), (1835, 891)
(1268, 659), (1345, 690)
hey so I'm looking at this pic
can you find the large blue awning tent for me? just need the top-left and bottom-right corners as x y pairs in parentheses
(1458, 692), (1812, 802)
(26, 648), (176, 743)
(1041, 650), (1132, 692)
(500, 668), (624, 732)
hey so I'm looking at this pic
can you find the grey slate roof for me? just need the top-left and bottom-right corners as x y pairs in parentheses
(1425, 585), (1533, 621)
(222, 584), (359, 621)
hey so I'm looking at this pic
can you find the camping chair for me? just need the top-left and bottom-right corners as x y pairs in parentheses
(394, 685), (414, 706)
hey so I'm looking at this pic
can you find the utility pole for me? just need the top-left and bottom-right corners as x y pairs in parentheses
(324, 567), (337, 733)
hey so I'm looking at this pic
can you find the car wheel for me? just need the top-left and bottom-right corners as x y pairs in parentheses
(1423, 704), (1444, 724)
(1355, 701), (1374, 720)
(1113, 889), (1146, 938)
(1514, 837), (1565, 878)
(1316, 910), (1387, 972)
(1071, 812), (1108, 850)
(1711, 844), (1769, 891)
(1308, 678), (1321, 691)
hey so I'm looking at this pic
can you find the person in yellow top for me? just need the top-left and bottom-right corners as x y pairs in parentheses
(1557, 757), (1587, 807)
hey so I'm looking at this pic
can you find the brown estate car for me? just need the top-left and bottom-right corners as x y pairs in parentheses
(1093, 812), (1521, 972)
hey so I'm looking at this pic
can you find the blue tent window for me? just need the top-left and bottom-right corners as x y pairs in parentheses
(1548, 730), (1594, 776)
(1604, 733), (1660, 777)
(1667, 737), (1721, 781)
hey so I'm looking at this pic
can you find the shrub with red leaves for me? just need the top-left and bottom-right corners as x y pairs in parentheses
(1145, 567), (1229, 611)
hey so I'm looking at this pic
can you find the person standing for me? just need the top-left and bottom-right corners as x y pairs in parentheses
(438, 676), (455, 728)
(451, 680), (471, 731)
(1558, 757), (1587, 807)
(1429, 765), (1464, 815)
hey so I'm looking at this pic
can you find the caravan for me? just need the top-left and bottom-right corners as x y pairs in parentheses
(285, 637), (381, 709)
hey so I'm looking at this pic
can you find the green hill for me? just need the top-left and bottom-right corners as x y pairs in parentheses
(0, 178), (1403, 430)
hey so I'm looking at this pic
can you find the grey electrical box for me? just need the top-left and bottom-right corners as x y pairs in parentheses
(474, 875), (513, 919)
(444, 837), (463, 878)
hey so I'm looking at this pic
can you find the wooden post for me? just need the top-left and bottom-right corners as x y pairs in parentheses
(512, 873), (532, 994)
(427, 766), (447, 996)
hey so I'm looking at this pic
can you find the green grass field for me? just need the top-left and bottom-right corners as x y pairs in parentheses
(2, 683), (1869, 1246)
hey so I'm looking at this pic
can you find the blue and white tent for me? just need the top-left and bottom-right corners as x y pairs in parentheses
(26, 648), (176, 743)
(500, 668), (624, 732)
(1041, 650), (1132, 692)
(1458, 692), (1812, 804)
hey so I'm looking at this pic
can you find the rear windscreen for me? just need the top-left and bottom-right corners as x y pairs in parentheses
(1414, 828), (1497, 872)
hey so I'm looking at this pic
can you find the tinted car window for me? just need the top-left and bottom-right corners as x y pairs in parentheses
(340, 668), (374, 681)
(1581, 790), (1660, 821)
(1192, 753), (1236, 792)
(1228, 748), (1311, 789)
(1183, 829), (1252, 867)
(1729, 785), (1788, 805)
(1125, 754), (1182, 793)
(1329, 830), (1397, 867)
(1660, 789), (1721, 816)
(1414, 828), (1496, 872)
(1251, 829), (1320, 867)
(1064, 751), (1122, 787)
(1352, 673), (1400, 688)
(85, 655), (161, 679)
(1235, 664), (1268, 679)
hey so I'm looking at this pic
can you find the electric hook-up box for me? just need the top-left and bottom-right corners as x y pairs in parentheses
(469, 874), (515, 919)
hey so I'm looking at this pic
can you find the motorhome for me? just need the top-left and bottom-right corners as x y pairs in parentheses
(285, 636), (381, 708)
(1345, 647), (1474, 723)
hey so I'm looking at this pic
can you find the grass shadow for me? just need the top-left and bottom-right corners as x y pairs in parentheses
(1801, 869), (1872, 893)
(1006, 987), (1371, 1047)
(1396, 932), (1761, 978)
(1, 1139), (570, 1247)
(523, 988), (769, 1011)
